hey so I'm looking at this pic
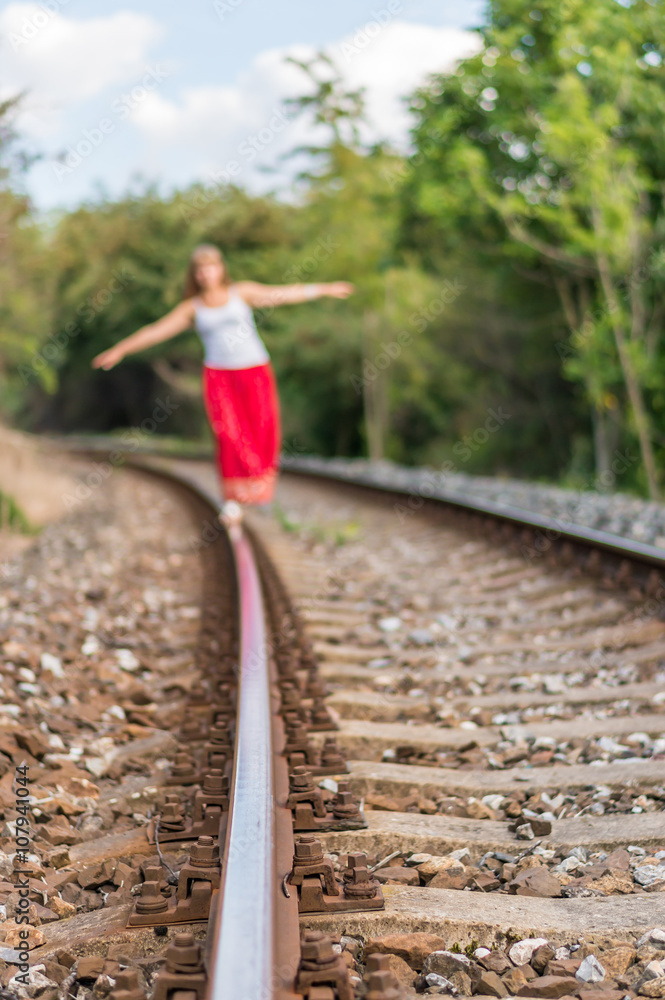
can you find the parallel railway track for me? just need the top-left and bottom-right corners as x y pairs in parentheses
(1, 447), (665, 1000)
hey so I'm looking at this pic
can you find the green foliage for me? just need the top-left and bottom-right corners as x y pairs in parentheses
(402, 0), (665, 493)
(3, 9), (665, 494)
(0, 490), (33, 534)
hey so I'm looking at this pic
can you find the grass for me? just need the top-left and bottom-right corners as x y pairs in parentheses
(273, 503), (361, 547)
(0, 490), (34, 534)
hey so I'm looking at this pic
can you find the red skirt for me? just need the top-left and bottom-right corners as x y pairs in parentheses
(202, 363), (281, 504)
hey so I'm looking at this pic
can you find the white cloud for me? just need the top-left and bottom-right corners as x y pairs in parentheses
(128, 23), (480, 191)
(0, 3), (164, 135)
(336, 22), (482, 147)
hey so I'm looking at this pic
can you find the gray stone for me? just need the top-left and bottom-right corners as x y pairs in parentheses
(509, 938), (550, 966)
(515, 823), (535, 840)
(575, 955), (605, 983)
(426, 972), (454, 991)
(639, 961), (665, 986)
(423, 951), (471, 980)
(635, 867), (665, 888)
(637, 930), (665, 950)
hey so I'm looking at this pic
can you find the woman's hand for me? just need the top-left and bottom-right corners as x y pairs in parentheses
(91, 345), (125, 370)
(325, 282), (355, 299)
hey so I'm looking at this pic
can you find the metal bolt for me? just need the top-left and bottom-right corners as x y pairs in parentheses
(290, 766), (314, 791)
(180, 720), (202, 740)
(202, 769), (227, 793)
(170, 752), (197, 778)
(294, 835), (324, 863)
(165, 932), (204, 973)
(366, 969), (403, 999)
(189, 835), (220, 868)
(332, 790), (360, 819)
(301, 930), (336, 965)
(188, 683), (209, 704)
(365, 955), (390, 974)
(320, 737), (346, 766)
(134, 881), (168, 914)
(109, 969), (145, 1000)
(208, 724), (231, 744)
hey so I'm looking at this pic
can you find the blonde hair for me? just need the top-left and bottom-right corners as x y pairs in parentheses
(183, 244), (230, 299)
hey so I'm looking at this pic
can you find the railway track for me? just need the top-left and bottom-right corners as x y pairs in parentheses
(1, 450), (665, 1000)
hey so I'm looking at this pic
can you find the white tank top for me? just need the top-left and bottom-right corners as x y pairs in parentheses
(193, 287), (270, 370)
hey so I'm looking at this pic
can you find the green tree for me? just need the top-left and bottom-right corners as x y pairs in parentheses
(403, 0), (665, 496)
(0, 95), (53, 416)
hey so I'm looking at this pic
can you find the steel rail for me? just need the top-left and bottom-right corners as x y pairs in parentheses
(57, 438), (665, 572)
(128, 460), (279, 999)
(208, 519), (275, 1000)
(280, 455), (665, 571)
(86, 453), (284, 999)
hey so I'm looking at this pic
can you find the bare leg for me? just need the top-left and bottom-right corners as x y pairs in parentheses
(219, 499), (244, 526)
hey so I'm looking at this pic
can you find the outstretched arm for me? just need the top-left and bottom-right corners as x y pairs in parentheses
(233, 281), (354, 309)
(91, 299), (196, 370)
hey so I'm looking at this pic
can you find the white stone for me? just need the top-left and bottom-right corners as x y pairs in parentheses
(449, 848), (472, 864)
(378, 617), (402, 632)
(40, 652), (63, 677)
(8, 967), (57, 1000)
(508, 938), (549, 967)
(597, 735), (628, 754)
(425, 972), (453, 991)
(626, 732), (651, 745)
(575, 955), (605, 983)
(116, 648), (140, 671)
(501, 724), (534, 743)
(553, 857), (581, 873)
(637, 929), (665, 950)
(81, 634), (100, 656)
(515, 823), (535, 840)
(568, 847), (588, 863)
(405, 853), (433, 866)
(85, 758), (106, 778)
(481, 794), (505, 810)
(634, 866), (665, 887)
(640, 961), (665, 984)
(423, 951), (470, 978)
(474, 947), (491, 959)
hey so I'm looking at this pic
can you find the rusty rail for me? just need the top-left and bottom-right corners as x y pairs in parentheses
(80, 452), (299, 997)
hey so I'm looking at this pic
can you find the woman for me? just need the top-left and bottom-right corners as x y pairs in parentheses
(92, 244), (354, 521)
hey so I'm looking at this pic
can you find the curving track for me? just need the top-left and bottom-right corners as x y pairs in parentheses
(2, 448), (665, 1000)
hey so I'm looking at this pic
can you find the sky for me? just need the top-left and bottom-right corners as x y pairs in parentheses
(0, 0), (485, 214)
